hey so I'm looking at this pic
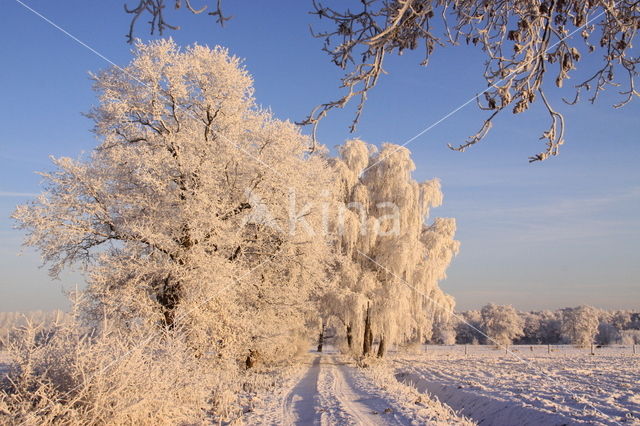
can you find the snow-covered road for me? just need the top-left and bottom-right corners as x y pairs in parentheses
(279, 353), (408, 425)
(245, 349), (470, 425)
(316, 354), (413, 425)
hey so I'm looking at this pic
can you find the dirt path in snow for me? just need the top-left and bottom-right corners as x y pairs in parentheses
(281, 352), (412, 425)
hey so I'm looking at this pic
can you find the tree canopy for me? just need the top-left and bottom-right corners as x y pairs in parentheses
(13, 39), (334, 363)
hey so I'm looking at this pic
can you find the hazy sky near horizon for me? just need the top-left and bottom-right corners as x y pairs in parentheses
(1, 1), (638, 312)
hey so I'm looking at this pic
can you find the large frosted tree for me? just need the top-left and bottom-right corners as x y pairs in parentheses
(327, 139), (459, 357)
(13, 39), (332, 363)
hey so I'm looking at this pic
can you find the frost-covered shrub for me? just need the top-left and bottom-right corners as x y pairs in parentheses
(0, 311), (69, 349)
(0, 316), (226, 425)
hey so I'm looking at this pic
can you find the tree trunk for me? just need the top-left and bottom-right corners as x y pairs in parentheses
(317, 320), (325, 352)
(363, 303), (373, 356)
(346, 324), (353, 350)
(245, 349), (259, 369)
(377, 335), (386, 358)
(157, 276), (181, 328)
(157, 224), (192, 329)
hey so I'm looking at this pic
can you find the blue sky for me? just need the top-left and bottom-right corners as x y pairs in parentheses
(1, 1), (638, 312)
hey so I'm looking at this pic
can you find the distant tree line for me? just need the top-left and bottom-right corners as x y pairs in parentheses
(431, 304), (640, 347)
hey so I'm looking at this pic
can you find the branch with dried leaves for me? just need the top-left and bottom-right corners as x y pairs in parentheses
(123, 0), (639, 161)
(302, 0), (639, 161)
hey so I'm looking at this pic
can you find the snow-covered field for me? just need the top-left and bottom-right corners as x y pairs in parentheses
(392, 345), (640, 425)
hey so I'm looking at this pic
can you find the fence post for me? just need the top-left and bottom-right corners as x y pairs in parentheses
(505, 344), (508, 355)
(590, 344), (595, 355)
(465, 344), (468, 356)
(633, 344), (636, 355)
(547, 344), (550, 354)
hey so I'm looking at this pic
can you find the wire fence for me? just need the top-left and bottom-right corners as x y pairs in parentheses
(415, 343), (638, 357)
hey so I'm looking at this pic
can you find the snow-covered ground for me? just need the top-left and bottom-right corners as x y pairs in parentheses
(3, 345), (637, 425)
(243, 348), (471, 425)
(391, 345), (640, 425)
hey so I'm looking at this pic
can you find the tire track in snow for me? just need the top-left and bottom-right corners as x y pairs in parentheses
(317, 355), (356, 425)
(281, 355), (322, 425)
(327, 354), (414, 425)
(281, 351), (417, 425)
(330, 356), (387, 425)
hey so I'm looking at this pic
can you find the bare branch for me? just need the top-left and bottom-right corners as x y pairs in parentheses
(124, 0), (230, 43)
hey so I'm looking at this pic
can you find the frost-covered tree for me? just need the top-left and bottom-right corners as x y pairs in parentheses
(455, 310), (483, 344)
(459, 307), (638, 344)
(432, 313), (458, 345)
(597, 321), (621, 345)
(516, 311), (542, 344)
(561, 305), (600, 346)
(621, 329), (640, 345)
(13, 39), (332, 363)
(480, 303), (524, 346)
(610, 310), (632, 331)
(327, 139), (459, 357)
(514, 310), (563, 344)
(595, 309), (632, 345)
(537, 310), (563, 344)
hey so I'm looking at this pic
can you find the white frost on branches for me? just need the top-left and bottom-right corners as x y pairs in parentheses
(561, 305), (600, 347)
(480, 303), (524, 346)
(13, 39), (333, 364)
(324, 139), (459, 357)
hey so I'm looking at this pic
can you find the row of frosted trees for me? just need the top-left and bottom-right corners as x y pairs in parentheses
(450, 304), (640, 346)
(4, 40), (460, 423)
(12, 40), (460, 364)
